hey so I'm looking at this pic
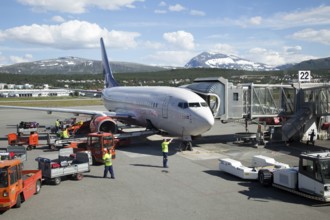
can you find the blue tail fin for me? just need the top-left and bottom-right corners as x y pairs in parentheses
(100, 38), (119, 88)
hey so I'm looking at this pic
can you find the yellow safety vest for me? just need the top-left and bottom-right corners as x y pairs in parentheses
(103, 153), (112, 166)
(55, 120), (60, 127)
(162, 141), (170, 153)
(62, 129), (69, 138)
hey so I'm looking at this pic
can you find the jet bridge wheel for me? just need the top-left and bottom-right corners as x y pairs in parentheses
(258, 169), (272, 186)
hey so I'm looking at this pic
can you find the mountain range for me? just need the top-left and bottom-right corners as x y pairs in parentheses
(0, 57), (165, 74)
(0, 52), (329, 74)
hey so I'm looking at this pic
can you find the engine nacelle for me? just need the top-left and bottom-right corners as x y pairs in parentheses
(90, 116), (118, 133)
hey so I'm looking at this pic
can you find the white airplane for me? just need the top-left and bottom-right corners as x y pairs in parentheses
(0, 38), (214, 149)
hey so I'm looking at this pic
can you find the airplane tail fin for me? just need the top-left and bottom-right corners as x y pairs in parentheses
(100, 37), (119, 88)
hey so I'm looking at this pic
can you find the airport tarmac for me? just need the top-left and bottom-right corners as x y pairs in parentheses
(0, 105), (330, 220)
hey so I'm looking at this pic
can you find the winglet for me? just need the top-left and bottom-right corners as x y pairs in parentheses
(100, 38), (119, 88)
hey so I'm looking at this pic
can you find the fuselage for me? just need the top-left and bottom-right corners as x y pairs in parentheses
(102, 86), (214, 137)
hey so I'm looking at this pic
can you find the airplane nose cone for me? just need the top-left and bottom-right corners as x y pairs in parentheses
(201, 114), (214, 132)
(191, 111), (214, 135)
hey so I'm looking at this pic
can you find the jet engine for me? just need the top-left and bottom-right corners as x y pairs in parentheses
(89, 116), (118, 133)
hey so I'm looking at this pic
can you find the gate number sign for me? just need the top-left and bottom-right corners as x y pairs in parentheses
(298, 70), (311, 82)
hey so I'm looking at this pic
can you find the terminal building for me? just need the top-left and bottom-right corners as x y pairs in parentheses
(0, 83), (73, 98)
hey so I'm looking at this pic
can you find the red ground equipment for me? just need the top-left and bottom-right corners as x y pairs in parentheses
(65, 132), (117, 165)
(0, 159), (42, 211)
(7, 132), (39, 151)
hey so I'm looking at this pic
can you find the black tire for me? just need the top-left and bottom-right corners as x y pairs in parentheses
(53, 177), (61, 185)
(27, 145), (32, 151)
(35, 180), (41, 194)
(14, 194), (22, 208)
(258, 169), (272, 186)
(75, 173), (84, 181)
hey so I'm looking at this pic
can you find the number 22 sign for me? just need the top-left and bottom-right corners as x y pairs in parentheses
(298, 70), (311, 82)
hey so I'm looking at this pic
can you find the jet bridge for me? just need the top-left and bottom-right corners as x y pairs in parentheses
(185, 77), (330, 142)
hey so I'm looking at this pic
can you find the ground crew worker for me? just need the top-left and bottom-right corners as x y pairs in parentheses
(307, 129), (316, 146)
(59, 128), (69, 139)
(162, 138), (173, 168)
(55, 119), (60, 132)
(103, 148), (115, 179)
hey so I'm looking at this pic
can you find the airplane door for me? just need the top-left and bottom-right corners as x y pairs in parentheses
(162, 96), (171, 118)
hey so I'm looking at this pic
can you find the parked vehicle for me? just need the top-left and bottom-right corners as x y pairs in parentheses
(7, 132), (39, 151)
(0, 146), (27, 162)
(17, 121), (39, 135)
(0, 159), (42, 210)
(35, 148), (91, 185)
(219, 152), (330, 202)
(64, 132), (117, 165)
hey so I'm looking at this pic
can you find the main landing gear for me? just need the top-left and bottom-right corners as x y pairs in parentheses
(179, 141), (193, 151)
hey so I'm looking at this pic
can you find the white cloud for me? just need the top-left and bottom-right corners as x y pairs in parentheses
(146, 50), (195, 66)
(190, 10), (205, 16)
(249, 16), (262, 25)
(211, 44), (237, 55)
(159, 1), (166, 7)
(143, 41), (163, 49)
(0, 20), (140, 49)
(168, 4), (185, 12)
(266, 5), (330, 29)
(163, 31), (194, 50)
(245, 47), (317, 66)
(280, 5), (330, 26)
(247, 48), (285, 66)
(154, 10), (167, 14)
(291, 28), (330, 45)
(9, 54), (33, 64)
(284, 46), (302, 54)
(17, 0), (143, 14)
(217, 5), (330, 29)
(52, 16), (66, 23)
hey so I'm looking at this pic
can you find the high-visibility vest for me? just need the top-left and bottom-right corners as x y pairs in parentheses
(55, 120), (60, 127)
(162, 141), (170, 153)
(102, 153), (112, 166)
(62, 129), (69, 138)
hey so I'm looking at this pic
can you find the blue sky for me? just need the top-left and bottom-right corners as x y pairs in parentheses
(0, 0), (329, 67)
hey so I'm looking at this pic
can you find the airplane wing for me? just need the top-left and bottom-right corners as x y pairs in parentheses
(0, 105), (134, 120)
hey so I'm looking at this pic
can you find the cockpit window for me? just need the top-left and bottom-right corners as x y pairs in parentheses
(188, 103), (200, 107)
(178, 102), (188, 109)
(179, 102), (207, 108)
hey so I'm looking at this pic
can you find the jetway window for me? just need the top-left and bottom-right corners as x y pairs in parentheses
(233, 93), (239, 101)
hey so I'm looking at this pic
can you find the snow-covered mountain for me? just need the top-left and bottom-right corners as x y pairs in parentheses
(185, 52), (276, 71)
(0, 57), (165, 74)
